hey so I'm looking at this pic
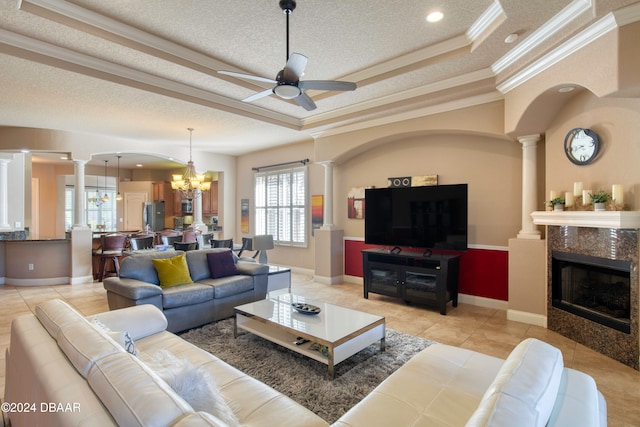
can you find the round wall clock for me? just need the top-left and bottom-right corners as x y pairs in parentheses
(564, 128), (599, 165)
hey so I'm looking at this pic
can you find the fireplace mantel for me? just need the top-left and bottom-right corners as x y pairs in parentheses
(531, 211), (640, 229)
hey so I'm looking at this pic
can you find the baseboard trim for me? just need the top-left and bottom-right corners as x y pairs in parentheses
(458, 293), (508, 310)
(507, 309), (547, 327)
(314, 275), (343, 285)
(343, 275), (363, 284)
(70, 275), (94, 285)
(5, 276), (69, 286)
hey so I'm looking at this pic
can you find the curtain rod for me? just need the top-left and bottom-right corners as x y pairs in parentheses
(252, 158), (309, 172)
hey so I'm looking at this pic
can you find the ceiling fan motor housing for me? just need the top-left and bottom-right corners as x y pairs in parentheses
(273, 82), (301, 99)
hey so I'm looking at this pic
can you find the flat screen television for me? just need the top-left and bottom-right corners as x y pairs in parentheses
(364, 184), (468, 251)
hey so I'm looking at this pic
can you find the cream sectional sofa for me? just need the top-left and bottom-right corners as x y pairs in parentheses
(4, 299), (328, 427)
(334, 337), (607, 427)
(5, 299), (606, 427)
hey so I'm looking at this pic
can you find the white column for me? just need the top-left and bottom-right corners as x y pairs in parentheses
(319, 161), (334, 230)
(72, 159), (89, 229)
(0, 159), (11, 230)
(192, 189), (207, 233)
(517, 134), (541, 239)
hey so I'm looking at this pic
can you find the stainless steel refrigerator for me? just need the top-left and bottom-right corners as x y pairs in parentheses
(143, 201), (165, 231)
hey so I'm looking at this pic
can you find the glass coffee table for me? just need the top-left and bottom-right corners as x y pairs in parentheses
(234, 292), (385, 379)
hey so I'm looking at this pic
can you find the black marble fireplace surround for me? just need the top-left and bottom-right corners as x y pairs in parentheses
(547, 226), (639, 370)
(552, 251), (631, 334)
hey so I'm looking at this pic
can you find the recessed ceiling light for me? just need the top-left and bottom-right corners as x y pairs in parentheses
(426, 11), (443, 23)
(504, 33), (518, 44)
(136, 164), (143, 167)
(20, 149), (30, 153)
(558, 86), (575, 93)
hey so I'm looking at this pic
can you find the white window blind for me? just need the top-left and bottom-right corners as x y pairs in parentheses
(255, 166), (307, 246)
(64, 186), (117, 231)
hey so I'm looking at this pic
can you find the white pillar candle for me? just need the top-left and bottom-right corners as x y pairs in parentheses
(582, 189), (591, 206)
(565, 192), (574, 207)
(550, 190), (558, 201)
(573, 182), (583, 197)
(612, 184), (624, 206)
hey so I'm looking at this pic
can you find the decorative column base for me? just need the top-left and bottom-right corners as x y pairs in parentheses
(516, 230), (541, 239)
(314, 228), (343, 285)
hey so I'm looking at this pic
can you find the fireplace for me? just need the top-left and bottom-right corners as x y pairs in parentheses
(551, 251), (631, 334)
(530, 210), (640, 370)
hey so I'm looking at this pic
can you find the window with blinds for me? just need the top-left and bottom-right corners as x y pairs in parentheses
(254, 166), (307, 247)
(64, 186), (117, 230)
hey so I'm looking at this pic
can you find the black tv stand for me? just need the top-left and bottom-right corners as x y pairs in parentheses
(362, 249), (460, 315)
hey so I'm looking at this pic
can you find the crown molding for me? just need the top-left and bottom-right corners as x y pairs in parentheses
(467, 0), (505, 42)
(497, 11), (619, 93)
(492, 0), (592, 74)
(497, 1), (640, 94)
(305, 68), (496, 128)
(309, 91), (504, 139)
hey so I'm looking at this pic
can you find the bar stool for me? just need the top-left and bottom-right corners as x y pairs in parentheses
(95, 234), (127, 282)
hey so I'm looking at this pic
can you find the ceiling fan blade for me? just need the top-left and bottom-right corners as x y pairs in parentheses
(242, 88), (274, 103)
(218, 70), (277, 85)
(298, 80), (357, 91)
(293, 92), (316, 111)
(282, 52), (308, 82)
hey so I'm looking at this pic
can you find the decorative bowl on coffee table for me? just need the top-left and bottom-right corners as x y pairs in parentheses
(291, 302), (321, 315)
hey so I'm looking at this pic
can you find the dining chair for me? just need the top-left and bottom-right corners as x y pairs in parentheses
(130, 236), (154, 251)
(174, 241), (198, 251)
(211, 238), (233, 248)
(197, 233), (213, 249)
(95, 234), (127, 282)
(182, 229), (198, 243)
(237, 237), (259, 262)
(161, 235), (181, 246)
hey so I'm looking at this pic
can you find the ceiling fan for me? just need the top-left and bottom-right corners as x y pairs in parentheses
(218, 0), (356, 111)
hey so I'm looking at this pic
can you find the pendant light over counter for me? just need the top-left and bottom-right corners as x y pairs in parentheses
(115, 155), (123, 201)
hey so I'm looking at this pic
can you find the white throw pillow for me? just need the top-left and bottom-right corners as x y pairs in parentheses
(148, 350), (240, 427)
(91, 317), (137, 356)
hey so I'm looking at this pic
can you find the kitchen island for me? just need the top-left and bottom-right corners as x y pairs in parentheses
(0, 236), (70, 286)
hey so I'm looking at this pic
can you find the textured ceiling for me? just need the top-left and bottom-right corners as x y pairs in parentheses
(0, 0), (638, 168)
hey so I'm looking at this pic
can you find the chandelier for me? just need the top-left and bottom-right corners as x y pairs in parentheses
(88, 160), (110, 206)
(170, 128), (211, 199)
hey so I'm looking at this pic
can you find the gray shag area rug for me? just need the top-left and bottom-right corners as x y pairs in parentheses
(180, 318), (435, 424)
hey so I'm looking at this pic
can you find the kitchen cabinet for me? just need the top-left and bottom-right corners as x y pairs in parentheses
(202, 181), (218, 216)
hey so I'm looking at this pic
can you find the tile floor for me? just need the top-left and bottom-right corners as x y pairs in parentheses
(0, 274), (638, 426)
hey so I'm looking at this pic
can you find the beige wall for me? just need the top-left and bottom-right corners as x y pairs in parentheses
(335, 132), (523, 247)
(545, 91), (640, 207)
(235, 141), (321, 270)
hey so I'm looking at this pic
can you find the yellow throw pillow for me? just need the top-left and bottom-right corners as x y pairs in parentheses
(152, 253), (193, 288)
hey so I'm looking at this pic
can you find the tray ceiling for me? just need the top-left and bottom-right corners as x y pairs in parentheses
(0, 0), (638, 165)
